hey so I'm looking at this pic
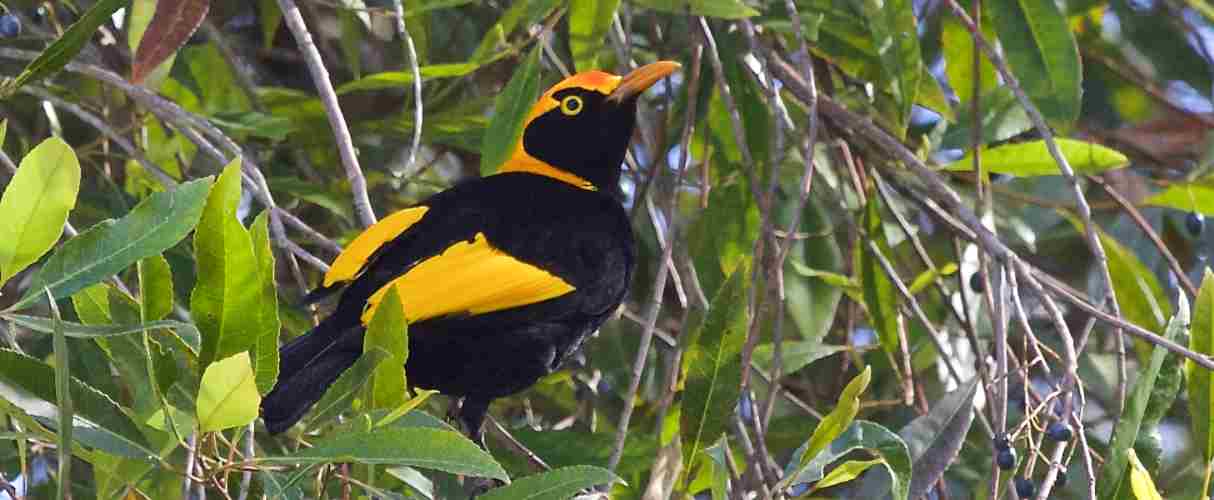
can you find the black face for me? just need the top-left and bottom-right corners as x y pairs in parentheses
(522, 87), (638, 192)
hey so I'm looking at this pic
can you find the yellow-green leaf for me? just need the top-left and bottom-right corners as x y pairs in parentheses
(196, 351), (260, 432)
(364, 286), (408, 409)
(799, 367), (871, 470)
(0, 137), (81, 287)
(569, 0), (620, 71)
(1145, 181), (1214, 215)
(941, 139), (1128, 176)
(814, 459), (884, 492)
(1127, 449), (1163, 500)
(137, 255), (173, 322)
(1190, 269), (1214, 462)
(249, 212), (281, 395)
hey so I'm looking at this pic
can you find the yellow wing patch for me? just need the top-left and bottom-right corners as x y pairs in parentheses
(324, 207), (429, 287)
(361, 232), (575, 324)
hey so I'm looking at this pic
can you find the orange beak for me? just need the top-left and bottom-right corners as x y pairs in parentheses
(607, 61), (682, 102)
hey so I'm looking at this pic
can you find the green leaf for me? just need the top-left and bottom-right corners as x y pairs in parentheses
(197, 351), (260, 432)
(632, 0), (759, 18)
(11, 177), (212, 310)
(0, 137), (81, 287)
(815, 459), (883, 491)
(894, 379), (977, 498)
(1127, 449), (1163, 500)
(681, 262), (750, 463)
(364, 286), (408, 409)
(2, 314), (200, 353)
(688, 183), (760, 298)
(479, 466), (619, 500)
(751, 342), (848, 376)
(794, 367), (871, 474)
(856, 0), (921, 132)
(907, 263), (958, 295)
(986, 0), (1082, 131)
(1099, 297), (1188, 499)
(192, 160), (260, 372)
(249, 212), (281, 395)
(1145, 182), (1214, 215)
(480, 46), (542, 175)
(859, 195), (900, 356)
(303, 348), (390, 430)
(941, 139), (1128, 176)
(137, 255), (174, 322)
(781, 195), (843, 345)
(48, 289), (73, 498)
(942, 16), (997, 107)
(782, 420), (910, 500)
(267, 427), (508, 479)
(335, 63), (480, 94)
(569, 0), (620, 71)
(1190, 270), (1214, 463)
(0, 349), (154, 458)
(1060, 213), (1171, 364)
(0, 0), (128, 98)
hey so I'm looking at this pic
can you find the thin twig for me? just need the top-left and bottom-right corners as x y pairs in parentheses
(390, 0), (424, 175)
(275, 0), (376, 227)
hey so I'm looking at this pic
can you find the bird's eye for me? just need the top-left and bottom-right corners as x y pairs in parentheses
(560, 95), (583, 116)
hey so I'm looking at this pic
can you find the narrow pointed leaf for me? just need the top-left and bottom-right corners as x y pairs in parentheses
(268, 427), (508, 480)
(1190, 270), (1214, 462)
(898, 379), (977, 498)
(480, 45), (542, 175)
(681, 262), (750, 462)
(795, 367), (872, 473)
(632, 0), (759, 18)
(0, 0), (127, 97)
(2, 313), (200, 352)
(986, 0), (1082, 130)
(249, 212), (281, 395)
(131, 0), (208, 83)
(479, 466), (619, 500)
(1127, 449), (1164, 500)
(364, 286), (408, 409)
(782, 421), (911, 500)
(1145, 182), (1214, 215)
(11, 177), (212, 310)
(860, 195), (899, 356)
(0, 137), (80, 287)
(856, 0), (921, 131)
(941, 139), (1128, 176)
(1100, 297), (1188, 498)
(137, 255), (174, 322)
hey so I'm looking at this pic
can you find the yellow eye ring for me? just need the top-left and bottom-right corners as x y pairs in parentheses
(560, 95), (583, 116)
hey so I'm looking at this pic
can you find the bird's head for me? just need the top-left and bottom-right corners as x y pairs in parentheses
(499, 61), (681, 192)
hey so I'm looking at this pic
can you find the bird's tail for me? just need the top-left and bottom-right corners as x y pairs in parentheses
(261, 317), (363, 434)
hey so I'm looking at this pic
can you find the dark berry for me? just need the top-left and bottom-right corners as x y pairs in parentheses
(1045, 421), (1073, 442)
(1187, 212), (1205, 236)
(0, 14), (20, 38)
(970, 272), (985, 293)
(996, 447), (1017, 470)
(1055, 469), (1068, 488)
(994, 435), (1011, 451)
(737, 392), (754, 422)
(1014, 477), (1036, 498)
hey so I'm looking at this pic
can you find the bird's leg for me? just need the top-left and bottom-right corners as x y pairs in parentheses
(458, 397), (491, 448)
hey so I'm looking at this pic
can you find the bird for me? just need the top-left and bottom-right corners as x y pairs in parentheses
(260, 61), (681, 443)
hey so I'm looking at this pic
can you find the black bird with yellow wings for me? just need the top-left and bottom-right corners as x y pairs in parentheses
(261, 61), (681, 441)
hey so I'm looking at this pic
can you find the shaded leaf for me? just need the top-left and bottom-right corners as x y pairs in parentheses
(11, 177), (212, 310)
(943, 16), (997, 107)
(0, 349), (154, 458)
(131, 0), (208, 84)
(987, 0), (1082, 130)
(856, 0), (921, 131)
(2, 313), (200, 353)
(480, 46), (542, 175)
(898, 379), (977, 498)
(267, 427), (507, 479)
(941, 139), (1128, 176)
(479, 466), (619, 500)
(681, 262), (750, 462)
(859, 194), (900, 356)
(782, 420), (910, 500)
(303, 348), (390, 429)
(781, 195), (843, 345)
(0, 137), (81, 287)
(1099, 297), (1188, 499)
(751, 342), (848, 376)
(0, 0), (127, 97)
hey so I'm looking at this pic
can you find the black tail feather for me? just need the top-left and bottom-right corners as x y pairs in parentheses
(261, 318), (362, 434)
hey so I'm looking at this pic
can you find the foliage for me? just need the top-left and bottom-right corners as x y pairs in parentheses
(0, 0), (1212, 497)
